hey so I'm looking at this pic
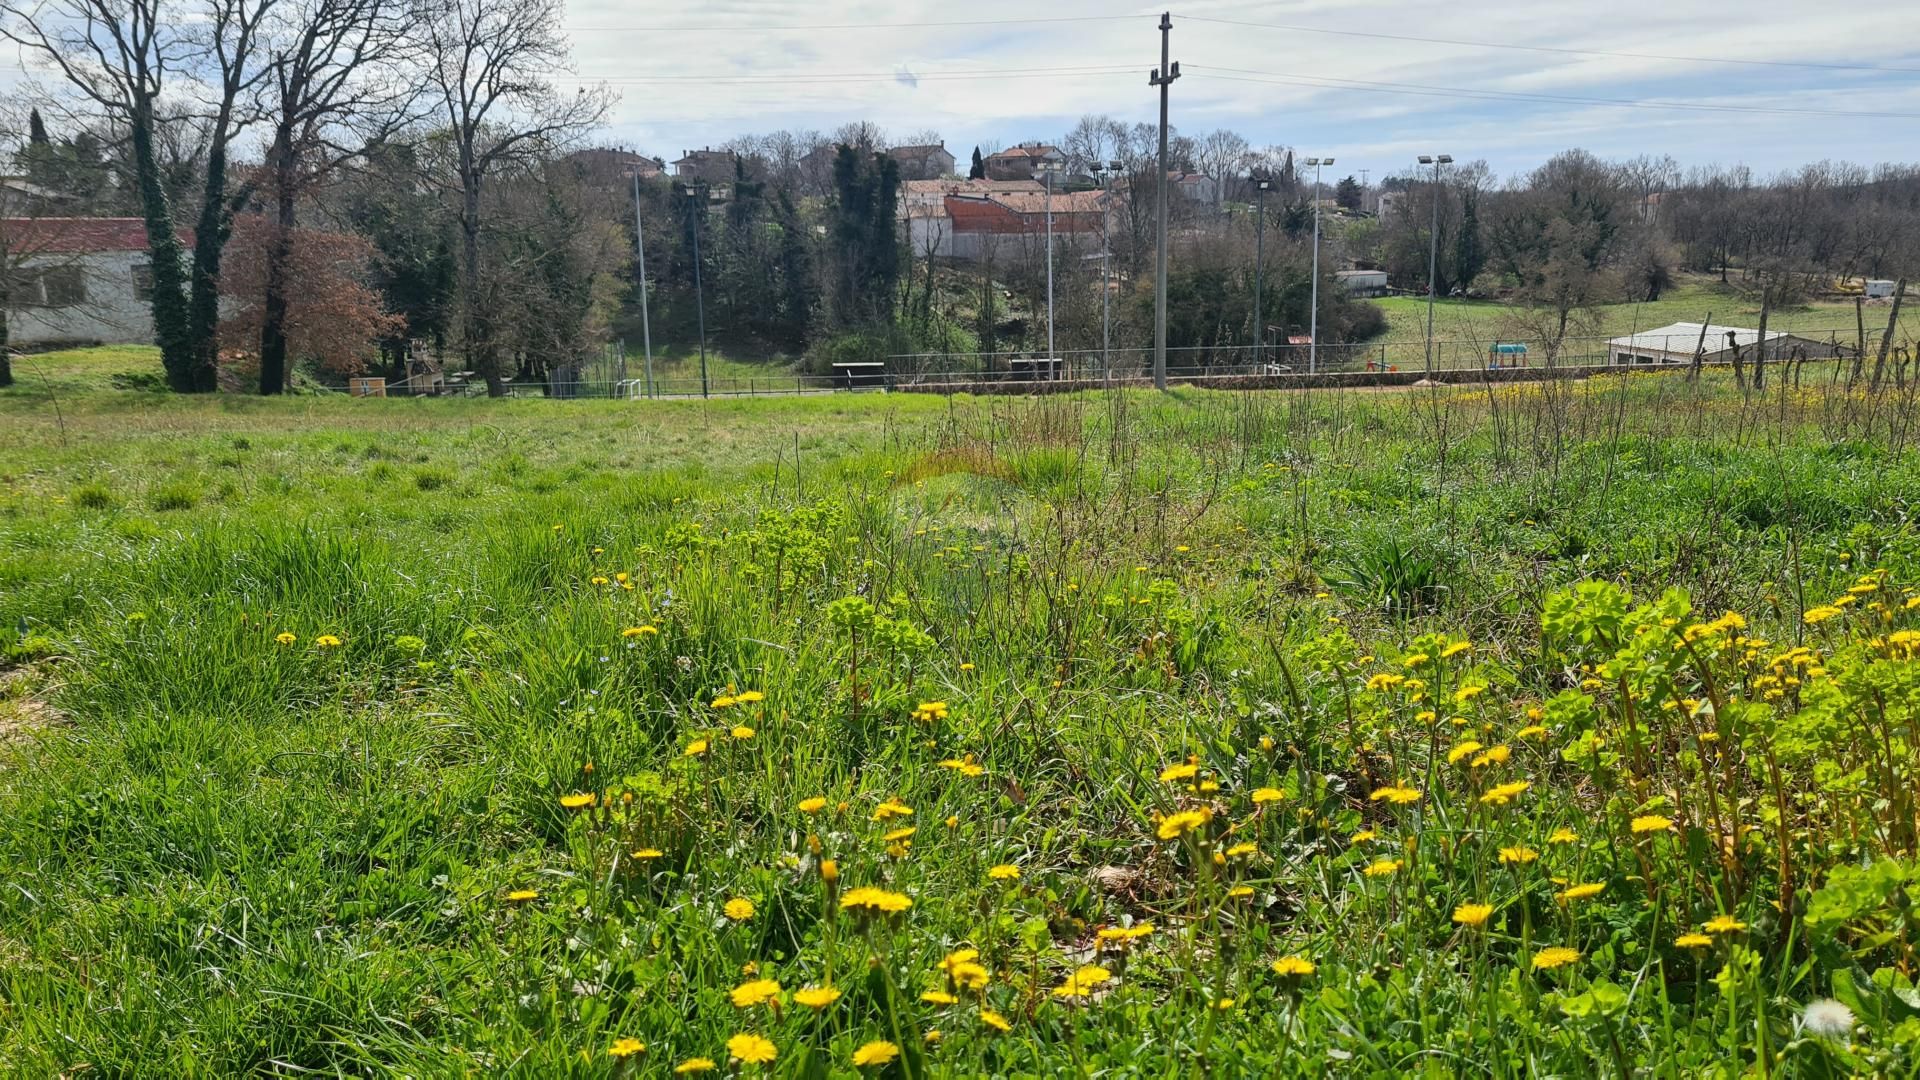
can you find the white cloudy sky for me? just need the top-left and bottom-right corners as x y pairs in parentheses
(5, 0), (1918, 183)
(562, 0), (1920, 182)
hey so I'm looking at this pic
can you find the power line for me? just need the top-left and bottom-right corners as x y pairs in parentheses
(1180, 14), (1920, 76)
(566, 14), (1142, 33)
(1187, 65), (1920, 120)
(575, 64), (1137, 86)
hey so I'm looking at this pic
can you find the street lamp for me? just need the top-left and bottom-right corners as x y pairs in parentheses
(1305, 156), (1334, 375)
(1035, 159), (1064, 375)
(1417, 153), (1452, 377)
(678, 181), (710, 398)
(1250, 169), (1272, 369)
(1093, 159), (1120, 383)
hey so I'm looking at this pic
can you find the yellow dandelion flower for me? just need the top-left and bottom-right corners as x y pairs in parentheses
(1363, 858), (1403, 878)
(1225, 841), (1258, 857)
(1802, 605), (1842, 625)
(1547, 827), (1579, 845)
(726, 1034), (776, 1065)
(675, 1058), (717, 1074)
(1403, 653), (1430, 669)
(733, 690), (765, 704)
(559, 792), (594, 809)
(1454, 684), (1487, 704)
(1441, 641), (1472, 658)
(1515, 724), (1549, 739)
(839, 887), (912, 915)
(852, 1041), (900, 1067)
(938, 757), (985, 777)
(1531, 947), (1581, 970)
(981, 1009), (1012, 1032)
(988, 864), (1020, 880)
(1369, 784), (1423, 805)
(1453, 903), (1494, 927)
(505, 888), (538, 902)
(798, 797), (828, 814)
(313, 634), (342, 648)
(1270, 955), (1316, 977)
(793, 986), (841, 1009)
(1675, 933), (1713, 949)
(1470, 744), (1512, 767)
(883, 826), (916, 843)
(1227, 885), (1254, 899)
(1703, 915), (1748, 934)
(724, 898), (755, 921)
(274, 632), (297, 645)
(1156, 808), (1212, 840)
(632, 847), (664, 860)
(1447, 741), (1484, 765)
(920, 990), (957, 1005)
(608, 1037), (645, 1058)
(1630, 815), (1673, 835)
(684, 739), (709, 757)
(873, 799), (913, 822)
(730, 978), (781, 1007)
(1158, 762), (1200, 782)
(1480, 780), (1530, 806)
(1558, 882), (1605, 902)
(730, 725), (755, 740)
(1051, 964), (1112, 998)
(1351, 829), (1378, 843)
(1251, 787), (1287, 804)
(1499, 845), (1539, 865)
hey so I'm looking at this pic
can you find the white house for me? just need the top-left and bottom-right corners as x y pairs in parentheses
(4, 217), (170, 348)
(898, 178), (1041, 257)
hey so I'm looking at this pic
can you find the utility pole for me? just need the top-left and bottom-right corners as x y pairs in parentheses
(1418, 154), (1452, 377)
(632, 174), (654, 398)
(1252, 170), (1270, 369)
(1149, 12), (1179, 391)
(1099, 160), (1116, 383)
(1039, 160), (1059, 374)
(1307, 156), (1333, 375)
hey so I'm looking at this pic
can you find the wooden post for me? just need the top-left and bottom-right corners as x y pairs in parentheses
(1871, 279), (1905, 391)
(1688, 313), (1711, 383)
(1752, 281), (1771, 391)
(1851, 294), (1867, 387)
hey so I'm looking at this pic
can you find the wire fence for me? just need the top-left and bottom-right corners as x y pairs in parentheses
(364, 330), (1869, 400)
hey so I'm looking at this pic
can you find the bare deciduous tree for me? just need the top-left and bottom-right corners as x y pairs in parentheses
(418, 0), (611, 395)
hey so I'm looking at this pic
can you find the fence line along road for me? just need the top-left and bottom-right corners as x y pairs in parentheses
(367, 331), (1867, 400)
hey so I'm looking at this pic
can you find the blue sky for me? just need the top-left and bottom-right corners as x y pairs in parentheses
(563, 0), (1920, 184)
(6, 0), (1919, 184)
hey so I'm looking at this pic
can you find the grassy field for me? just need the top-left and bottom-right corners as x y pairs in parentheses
(1371, 277), (1910, 370)
(5, 347), (1920, 1075)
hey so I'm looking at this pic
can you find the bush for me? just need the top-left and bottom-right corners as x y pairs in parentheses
(71, 483), (117, 511)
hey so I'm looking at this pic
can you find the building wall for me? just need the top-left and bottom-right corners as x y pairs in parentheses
(7, 249), (154, 346)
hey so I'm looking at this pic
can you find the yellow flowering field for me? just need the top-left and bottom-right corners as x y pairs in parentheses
(4, 356), (1920, 1074)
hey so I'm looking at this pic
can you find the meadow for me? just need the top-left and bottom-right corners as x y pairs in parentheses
(4, 348), (1920, 1076)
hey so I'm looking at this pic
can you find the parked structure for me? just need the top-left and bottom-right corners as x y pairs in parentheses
(1866, 279), (1898, 299)
(1605, 322), (1833, 366)
(1335, 269), (1389, 297)
(2, 217), (173, 347)
(1167, 171), (1216, 204)
(899, 179), (1042, 257)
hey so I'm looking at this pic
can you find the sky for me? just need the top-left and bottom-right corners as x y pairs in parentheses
(4, 0), (1919, 185)
(558, 0), (1920, 184)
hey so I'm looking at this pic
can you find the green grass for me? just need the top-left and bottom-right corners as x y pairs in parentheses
(4, 347), (1920, 1075)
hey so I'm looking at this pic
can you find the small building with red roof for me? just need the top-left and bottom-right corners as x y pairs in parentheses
(2, 217), (185, 348)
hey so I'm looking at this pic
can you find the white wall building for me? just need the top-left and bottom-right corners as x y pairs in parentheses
(4, 218), (164, 347)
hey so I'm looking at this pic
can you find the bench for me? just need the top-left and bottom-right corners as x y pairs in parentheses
(1007, 357), (1064, 381)
(831, 362), (887, 390)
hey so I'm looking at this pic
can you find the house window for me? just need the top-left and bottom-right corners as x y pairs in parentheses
(38, 265), (87, 307)
(131, 262), (154, 302)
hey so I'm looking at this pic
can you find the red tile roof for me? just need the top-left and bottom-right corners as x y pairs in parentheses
(2, 217), (188, 253)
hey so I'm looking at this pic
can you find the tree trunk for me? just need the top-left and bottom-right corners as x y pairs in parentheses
(257, 136), (297, 395)
(0, 302), (12, 388)
(1851, 295), (1867, 387)
(130, 96), (197, 392)
(459, 173), (503, 396)
(1752, 283), (1771, 391)
(186, 129), (237, 393)
(1871, 281), (1904, 390)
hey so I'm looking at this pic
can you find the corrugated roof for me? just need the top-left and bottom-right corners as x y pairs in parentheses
(985, 144), (1060, 160)
(982, 190), (1108, 215)
(1606, 322), (1787, 352)
(902, 179), (1041, 196)
(1, 217), (182, 252)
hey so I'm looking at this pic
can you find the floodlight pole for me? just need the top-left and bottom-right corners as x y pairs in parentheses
(1252, 172), (1269, 369)
(1307, 156), (1333, 375)
(1420, 153), (1451, 377)
(1149, 13), (1179, 391)
(632, 174), (654, 397)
